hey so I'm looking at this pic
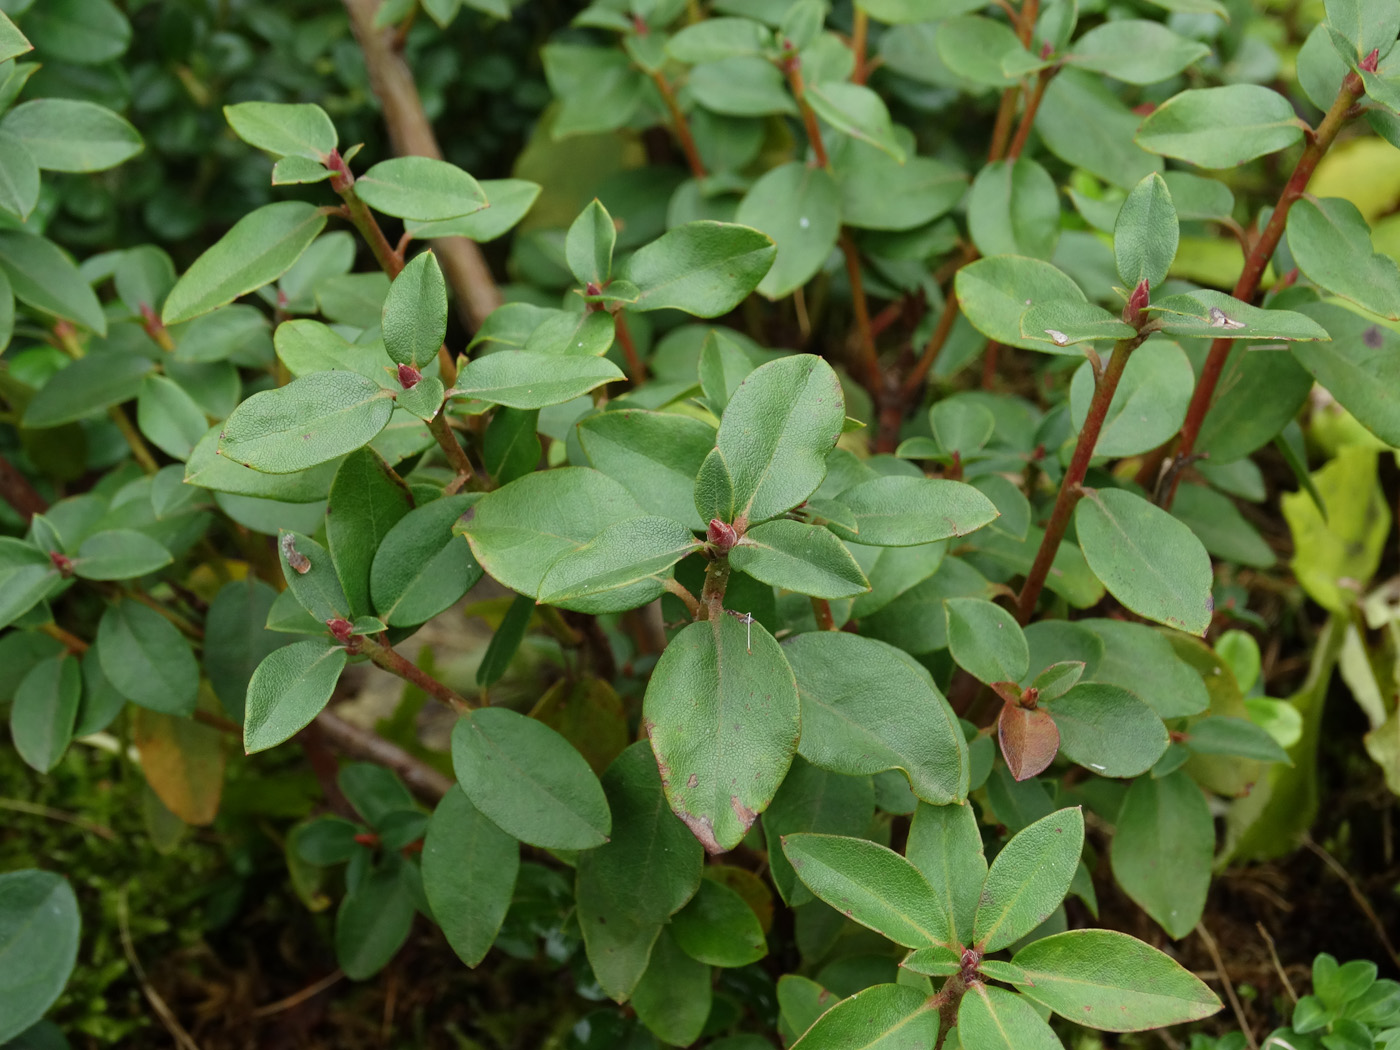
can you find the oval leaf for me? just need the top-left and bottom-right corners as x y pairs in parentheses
(729, 518), (870, 598)
(354, 156), (488, 221)
(973, 806), (1084, 953)
(422, 786), (520, 968)
(958, 983), (1065, 1050)
(243, 640), (348, 753)
(0, 870), (80, 1044)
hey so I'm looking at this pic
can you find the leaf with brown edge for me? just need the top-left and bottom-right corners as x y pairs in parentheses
(131, 701), (226, 825)
(999, 702), (1060, 781)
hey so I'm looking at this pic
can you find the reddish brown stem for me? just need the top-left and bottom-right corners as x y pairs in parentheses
(902, 294), (962, 400)
(364, 634), (474, 712)
(988, 85), (1020, 162)
(614, 311), (648, 383)
(784, 59), (830, 169)
(840, 231), (882, 393)
(1006, 67), (1054, 160)
(650, 70), (707, 179)
(811, 597), (836, 631)
(851, 8), (870, 84)
(0, 454), (47, 523)
(426, 412), (474, 483)
(981, 341), (1003, 390)
(329, 167), (405, 279)
(314, 710), (454, 801)
(1165, 71), (1363, 509)
(1015, 336), (1139, 623)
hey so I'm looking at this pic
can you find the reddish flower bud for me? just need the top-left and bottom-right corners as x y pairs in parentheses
(327, 617), (355, 644)
(707, 518), (738, 553)
(1361, 48), (1381, 73)
(397, 363), (422, 389)
(585, 281), (602, 297)
(49, 550), (74, 578)
(1128, 278), (1151, 315)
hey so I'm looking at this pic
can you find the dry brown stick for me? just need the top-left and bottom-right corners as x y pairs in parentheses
(341, 0), (503, 331)
(118, 887), (206, 1050)
(314, 709), (455, 801)
(251, 969), (346, 1019)
(1303, 835), (1400, 968)
(1196, 920), (1258, 1050)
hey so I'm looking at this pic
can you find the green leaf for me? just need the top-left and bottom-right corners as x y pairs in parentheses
(1171, 484), (1275, 569)
(1036, 69), (1163, 189)
(204, 579), (283, 723)
(901, 944), (962, 977)
(1324, 0), (1400, 63)
(1287, 197), (1400, 320)
(632, 927), (712, 1045)
(0, 870), (80, 1044)
(0, 99), (142, 173)
(542, 43), (647, 135)
(72, 529), (173, 580)
(422, 786), (519, 967)
(805, 82), (905, 161)
(973, 807), (1084, 953)
(218, 371), (395, 474)
(945, 597), (1030, 685)
(956, 255), (1088, 352)
(185, 427), (337, 503)
(1110, 770), (1212, 939)
(729, 519), (869, 598)
(834, 137), (967, 232)
(734, 162), (841, 300)
(451, 706), (611, 850)
(688, 55), (797, 117)
(716, 354), (845, 523)
(906, 801), (987, 948)
(643, 615), (800, 853)
(858, 0), (986, 20)
(1185, 716), (1291, 762)
(1011, 929), (1221, 1030)
(1020, 301), (1136, 352)
(11, 654), (80, 773)
(278, 530), (349, 623)
(763, 758), (874, 906)
(0, 131), (39, 220)
(0, 230), (107, 334)
(1136, 86), (1304, 168)
(326, 449), (414, 619)
(936, 15), (1023, 87)
(829, 476), (999, 546)
(23, 353), (154, 428)
(667, 17), (771, 62)
(968, 159), (1061, 261)
(452, 351), (624, 409)
(382, 251), (447, 369)
(783, 833), (953, 948)
(136, 373), (206, 460)
(538, 516), (697, 609)
(566, 198), (615, 287)
(371, 494), (482, 627)
(1065, 21), (1209, 84)
(1281, 445), (1389, 613)
(790, 983), (938, 1050)
(958, 983), (1065, 1050)
(21, 0), (130, 64)
(404, 178), (541, 242)
(162, 201), (327, 325)
(577, 742), (703, 1001)
(671, 877), (767, 966)
(1292, 302), (1400, 446)
(0, 539), (60, 632)
(1115, 173), (1179, 290)
(459, 467), (644, 598)
(785, 632), (969, 804)
(1075, 487), (1214, 636)
(223, 101), (336, 160)
(243, 640), (347, 753)
(1068, 340), (1194, 456)
(1044, 683), (1169, 776)
(354, 156), (487, 222)
(96, 600), (198, 716)
(336, 865), (415, 980)
(0, 12), (32, 63)
(483, 407), (540, 486)
(577, 409), (715, 530)
(622, 221), (777, 316)
(339, 763), (415, 826)
(475, 594), (533, 689)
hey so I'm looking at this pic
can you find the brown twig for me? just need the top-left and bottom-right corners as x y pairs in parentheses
(901, 293), (962, 400)
(1006, 66), (1054, 160)
(314, 710), (454, 801)
(363, 634), (474, 713)
(1015, 334), (1141, 622)
(840, 231), (881, 393)
(118, 887), (206, 1050)
(988, 85), (1020, 162)
(0, 453), (47, 523)
(1164, 72), (1363, 509)
(252, 969), (346, 1019)
(1196, 921), (1258, 1050)
(1303, 835), (1400, 968)
(850, 8), (870, 84)
(649, 69), (706, 179)
(426, 412), (475, 483)
(613, 310), (648, 383)
(340, 0), (504, 331)
(783, 56), (830, 169)
(811, 597), (836, 631)
(0, 797), (117, 840)
(1256, 923), (1297, 1004)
